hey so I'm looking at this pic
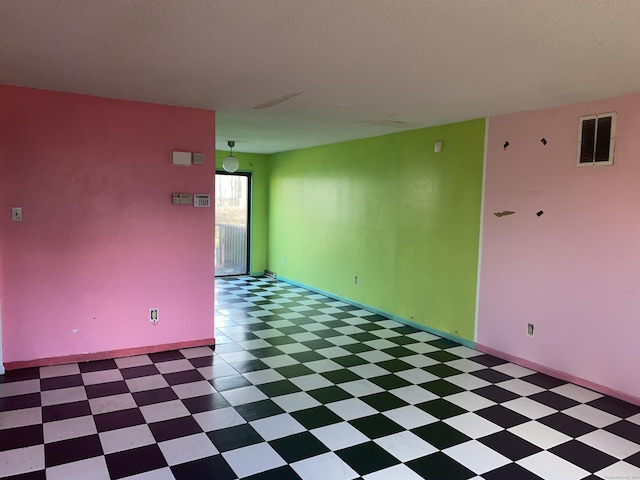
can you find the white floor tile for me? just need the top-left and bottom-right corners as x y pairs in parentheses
(0, 407), (42, 428)
(193, 406), (246, 432)
(290, 374), (333, 391)
(272, 392), (321, 412)
(41, 386), (87, 406)
(223, 443), (286, 478)
(396, 368), (439, 385)
(445, 412), (503, 439)
(155, 359), (194, 374)
(140, 400), (190, 423)
(338, 379), (384, 397)
(491, 363), (536, 378)
(497, 379), (545, 396)
(629, 412), (640, 426)
(311, 422), (369, 450)
(289, 332), (321, 343)
(218, 350), (256, 363)
(444, 359), (486, 373)
(444, 440), (510, 474)
(158, 433), (218, 466)
(197, 363), (237, 380)
(81, 369), (124, 385)
(508, 421), (572, 449)
(595, 461), (640, 479)
(445, 374), (491, 391)
(502, 397), (557, 419)
(89, 393), (137, 415)
(405, 343), (439, 354)
(220, 386), (268, 406)
(0, 445), (44, 477)
(364, 464), (424, 480)
(348, 364), (389, 379)
(383, 405), (438, 429)
(277, 343), (312, 354)
(446, 346), (482, 358)
(242, 369), (285, 385)
(445, 391), (496, 412)
(179, 346), (214, 359)
(517, 451), (589, 480)
(327, 398), (379, 420)
(577, 429), (640, 459)
(292, 452), (358, 480)
(305, 359), (343, 373)
(121, 467), (176, 479)
(317, 346), (353, 357)
(250, 413), (306, 441)
(389, 385), (438, 404)
(261, 355), (298, 368)
(0, 379), (41, 398)
(374, 431), (438, 462)
(114, 355), (152, 368)
(550, 383), (603, 403)
(358, 349), (394, 362)
(43, 415), (97, 443)
(40, 363), (80, 378)
(46, 456), (110, 480)
(563, 404), (620, 428)
(238, 339), (273, 350)
(99, 424), (155, 454)
(171, 380), (216, 399)
(125, 375), (170, 393)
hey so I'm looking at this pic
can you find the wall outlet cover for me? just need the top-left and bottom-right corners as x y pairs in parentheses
(150, 308), (158, 324)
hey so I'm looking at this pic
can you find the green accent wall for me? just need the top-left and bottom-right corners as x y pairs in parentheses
(215, 151), (269, 275)
(267, 119), (485, 341)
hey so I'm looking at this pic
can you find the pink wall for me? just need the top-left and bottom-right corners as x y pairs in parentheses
(478, 93), (640, 401)
(0, 86), (215, 364)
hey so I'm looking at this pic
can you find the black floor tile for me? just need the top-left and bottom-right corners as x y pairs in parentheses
(528, 391), (580, 410)
(475, 405), (530, 428)
(381, 346), (415, 358)
(336, 441), (400, 475)
(291, 406), (343, 429)
(163, 369), (205, 385)
(424, 364), (462, 378)
(588, 396), (640, 418)
(40, 374), (83, 391)
(244, 465), (303, 480)
(426, 350), (461, 363)
(1, 471), (46, 480)
(269, 431), (330, 463)
(479, 430), (542, 460)
(370, 374), (412, 390)
(605, 420), (640, 444)
(411, 422), (471, 449)
(42, 400), (92, 422)
(45, 434), (104, 467)
(275, 364), (315, 379)
(473, 385), (521, 403)
(149, 415), (203, 442)
(550, 439), (618, 472)
(376, 359), (413, 373)
(94, 407), (146, 432)
(85, 380), (130, 399)
(0, 392), (40, 412)
(407, 451), (475, 480)
(520, 372), (567, 389)
(420, 379), (465, 397)
(207, 424), (263, 451)
(235, 399), (285, 421)
(133, 386), (180, 407)
(332, 355), (369, 368)
(483, 462), (545, 479)
(349, 414), (404, 439)
(321, 369), (362, 384)
(229, 359), (270, 373)
(538, 412), (597, 437)
(105, 444), (167, 479)
(416, 398), (467, 419)
(120, 364), (160, 379)
(78, 358), (118, 373)
(307, 386), (354, 404)
(471, 354), (507, 367)
(149, 350), (186, 363)
(472, 369), (513, 383)
(0, 424), (43, 451)
(171, 454), (237, 480)
(258, 380), (302, 398)
(0, 368), (40, 383)
(360, 392), (409, 412)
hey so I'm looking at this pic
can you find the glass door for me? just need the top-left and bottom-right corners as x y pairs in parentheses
(215, 172), (251, 276)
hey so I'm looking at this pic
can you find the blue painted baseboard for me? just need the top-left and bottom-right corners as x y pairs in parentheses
(276, 276), (475, 349)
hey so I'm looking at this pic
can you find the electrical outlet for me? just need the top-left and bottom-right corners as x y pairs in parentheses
(281, 258), (285, 265)
(354, 276), (358, 284)
(11, 207), (22, 221)
(527, 323), (534, 336)
(150, 308), (158, 324)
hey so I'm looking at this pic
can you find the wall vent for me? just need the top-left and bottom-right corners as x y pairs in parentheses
(577, 112), (616, 167)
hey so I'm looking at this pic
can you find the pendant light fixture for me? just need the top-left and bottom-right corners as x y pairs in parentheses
(222, 140), (239, 173)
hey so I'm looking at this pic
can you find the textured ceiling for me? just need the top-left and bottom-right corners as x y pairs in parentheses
(1, 0), (639, 153)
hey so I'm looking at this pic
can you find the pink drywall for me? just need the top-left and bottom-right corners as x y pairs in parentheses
(478, 93), (640, 401)
(0, 85), (215, 364)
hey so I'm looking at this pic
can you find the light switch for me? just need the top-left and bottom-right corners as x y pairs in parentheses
(11, 207), (22, 221)
(171, 151), (191, 166)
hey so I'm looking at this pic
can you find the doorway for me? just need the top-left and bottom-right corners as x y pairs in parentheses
(215, 171), (251, 276)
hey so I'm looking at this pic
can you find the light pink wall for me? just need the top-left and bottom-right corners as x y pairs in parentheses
(0, 85), (215, 364)
(478, 93), (640, 400)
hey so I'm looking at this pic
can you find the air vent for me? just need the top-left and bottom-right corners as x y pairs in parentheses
(577, 112), (616, 166)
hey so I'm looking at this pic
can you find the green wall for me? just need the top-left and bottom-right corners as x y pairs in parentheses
(267, 119), (485, 341)
(215, 151), (269, 275)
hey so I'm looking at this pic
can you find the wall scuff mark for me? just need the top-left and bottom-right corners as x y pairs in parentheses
(494, 211), (515, 217)
(536, 210), (544, 216)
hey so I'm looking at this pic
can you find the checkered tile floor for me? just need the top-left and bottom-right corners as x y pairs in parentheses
(2, 277), (640, 479)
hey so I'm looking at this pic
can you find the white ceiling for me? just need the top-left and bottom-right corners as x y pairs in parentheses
(1, 0), (639, 154)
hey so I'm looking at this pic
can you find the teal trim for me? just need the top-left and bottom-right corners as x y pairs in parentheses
(277, 276), (476, 349)
(250, 272), (264, 277)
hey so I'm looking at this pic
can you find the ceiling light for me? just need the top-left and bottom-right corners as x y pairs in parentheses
(223, 140), (239, 173)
